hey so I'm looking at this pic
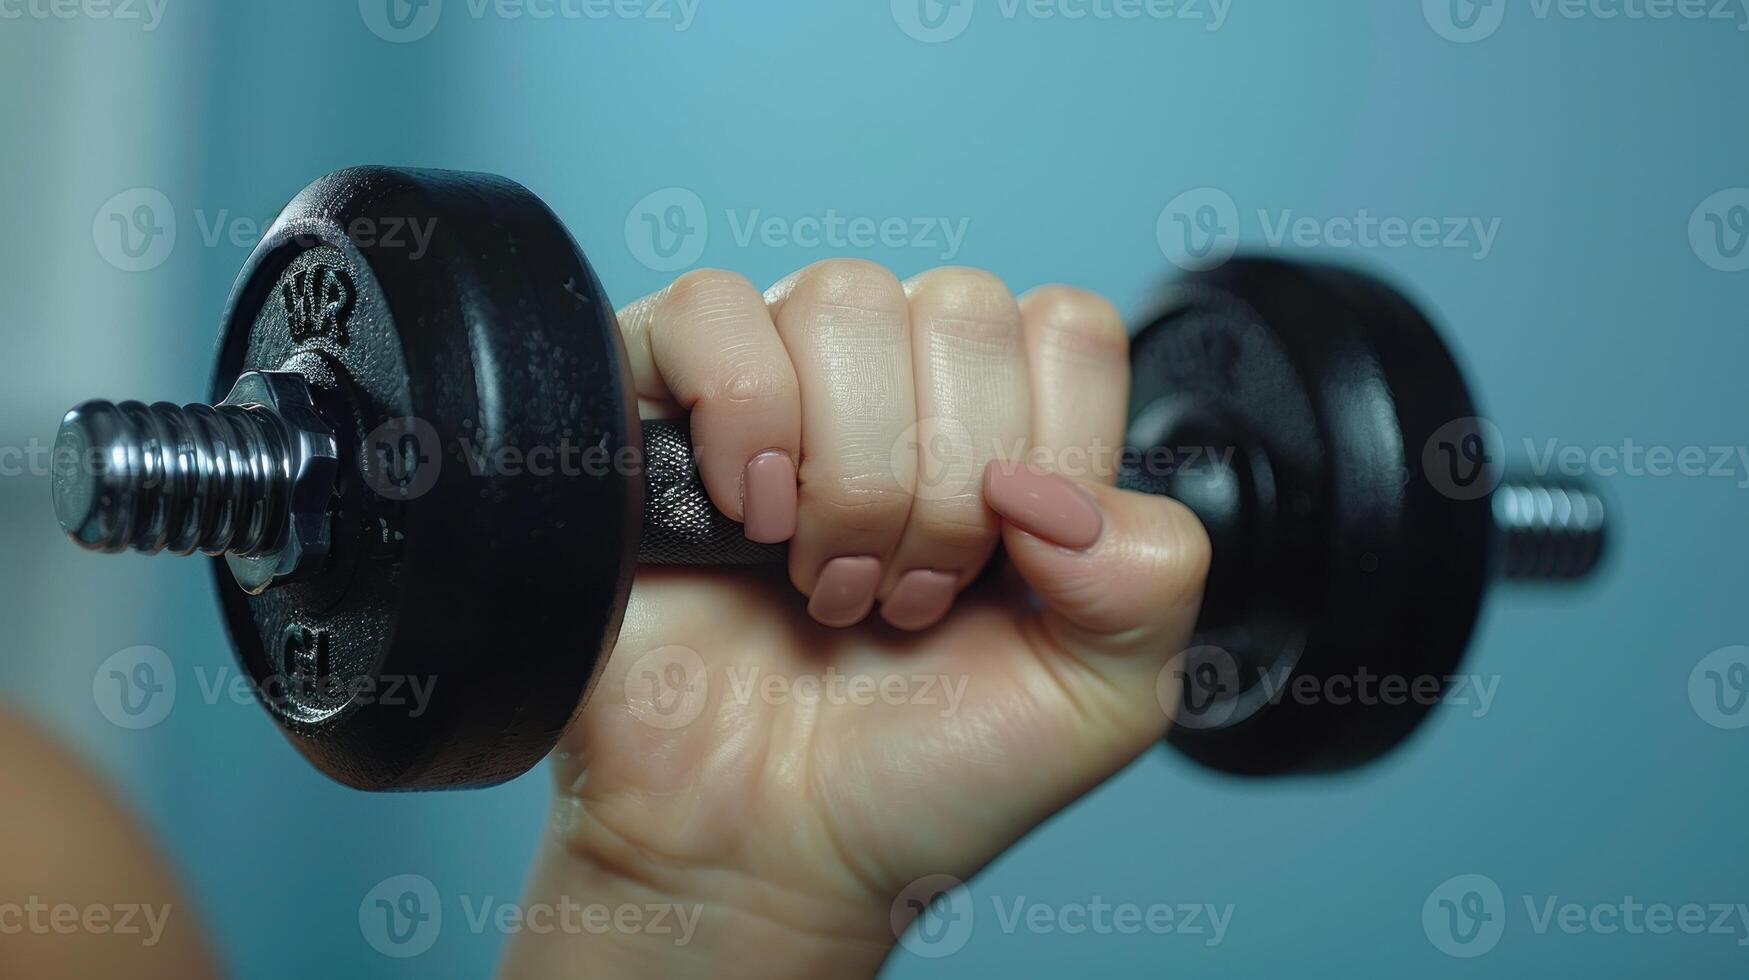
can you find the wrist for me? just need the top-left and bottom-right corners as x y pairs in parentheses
(498, 828), (895, 980)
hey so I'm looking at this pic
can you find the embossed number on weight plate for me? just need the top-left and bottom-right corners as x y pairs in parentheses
(282, 257), (355, 345)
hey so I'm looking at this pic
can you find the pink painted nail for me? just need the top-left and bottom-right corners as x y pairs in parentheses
(881, 569), (958, 632)
(742, 450), (797, 544)
(982, 464), (1103, 550)
(808, 556), (882, 628)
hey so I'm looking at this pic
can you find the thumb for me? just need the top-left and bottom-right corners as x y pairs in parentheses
(982, 461), (1212, 725)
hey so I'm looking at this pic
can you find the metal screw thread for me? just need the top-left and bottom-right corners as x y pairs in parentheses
(1492, 480), (1608, 581)
(54, 399), (293, 556)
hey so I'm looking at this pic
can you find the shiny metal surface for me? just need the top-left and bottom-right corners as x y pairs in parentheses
(1494, 481), (1609, 582)
(52, 370), (338, 594)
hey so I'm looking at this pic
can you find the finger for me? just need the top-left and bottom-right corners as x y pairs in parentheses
(984, 464), (1212, 736)
(614, 291), (673, 410)
(617, 270), (801, 543)
(1018, 286), (1129, 485)
(766, 259), (916, 627)
(879, 268), (1029, 632)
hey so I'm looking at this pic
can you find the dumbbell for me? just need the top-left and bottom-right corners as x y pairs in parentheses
(1129, 264), (1604, 774)
(50, 167), (1606, 790)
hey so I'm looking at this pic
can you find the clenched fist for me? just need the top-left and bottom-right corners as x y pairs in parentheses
(503, 261), (1211, 979)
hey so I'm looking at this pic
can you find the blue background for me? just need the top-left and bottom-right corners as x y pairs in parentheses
(1, 0), (1745, 975)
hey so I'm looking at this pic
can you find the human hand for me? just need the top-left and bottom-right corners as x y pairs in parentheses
(501, 262), (1210, 979)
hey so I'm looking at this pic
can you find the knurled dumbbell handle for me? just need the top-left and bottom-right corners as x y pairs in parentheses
(637, 418), (788, 565)
(635, 418), (1171, 566)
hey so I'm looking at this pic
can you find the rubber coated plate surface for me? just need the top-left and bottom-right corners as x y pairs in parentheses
(209, 168), (640, 790)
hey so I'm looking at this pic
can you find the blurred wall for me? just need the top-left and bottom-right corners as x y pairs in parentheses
(1, 2), (1745, 976)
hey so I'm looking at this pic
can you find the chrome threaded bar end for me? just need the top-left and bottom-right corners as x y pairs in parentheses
(53, 399), (294, 556)
(51, 371), (341, 594)
(1493, 480), (1608, 582)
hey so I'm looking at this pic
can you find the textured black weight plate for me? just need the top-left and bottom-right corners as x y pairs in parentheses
(1129, 258), (1493, 775)
(209, 167), (640, 790)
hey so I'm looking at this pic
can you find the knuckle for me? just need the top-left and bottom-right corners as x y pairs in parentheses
(791, 258), (908, 320)
(808, 484), (914, 537)
(655, 268), (761, 326)
(707, 362), (796, 407)
(1023, 285), (1129, 359)
(913, 505), (996, 555)
(723, 371), (791, 407)
(910, 267), (1021, 345)
(1149, 497), (1214, 608)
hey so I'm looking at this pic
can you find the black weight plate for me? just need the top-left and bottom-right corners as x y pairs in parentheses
(1129, 258), (1493, 775)
(209, 167), (640, 790)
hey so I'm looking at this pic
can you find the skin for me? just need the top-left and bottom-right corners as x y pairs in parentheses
(0, 709), (219, 979)
(500, 262), (1211, 978)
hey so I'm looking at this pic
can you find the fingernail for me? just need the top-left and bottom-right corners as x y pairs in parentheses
(742, 450), (797, 544)
(808, 556), (882, 628)
(983, 464), (1103, 550)
(881, 569), (958, 632)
